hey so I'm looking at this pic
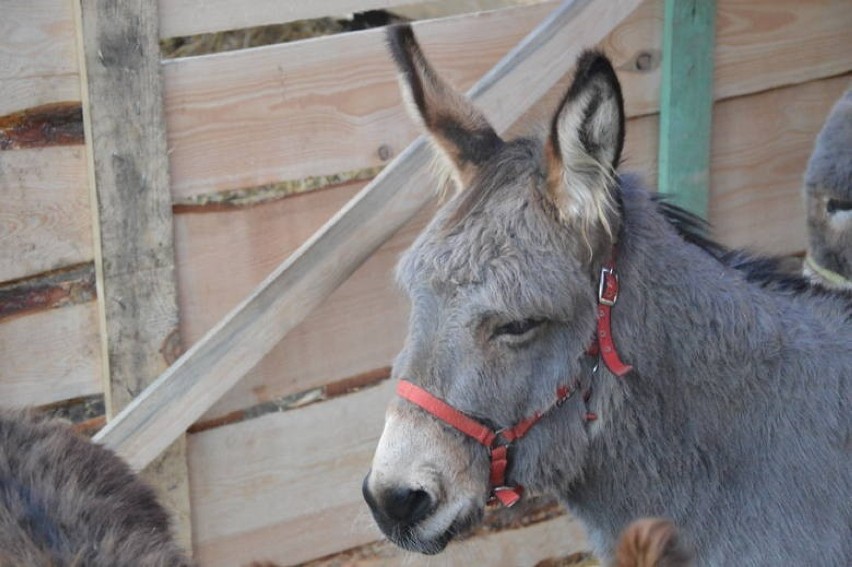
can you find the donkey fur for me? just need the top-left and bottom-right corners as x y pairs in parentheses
(803, 88), (852, 288)
(0, 410), (190, 566)
(614, 518), (693, 567)
(365, 24), (851, 566)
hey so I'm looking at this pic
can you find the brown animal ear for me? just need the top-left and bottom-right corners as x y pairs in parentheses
(545, 50), (625, 239)
(613, 518), (694, 567)
(386, 24), (503, 188)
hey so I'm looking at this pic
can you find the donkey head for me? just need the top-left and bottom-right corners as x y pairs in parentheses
(363, 25), (627, 554)
(803, 89), (852, 289)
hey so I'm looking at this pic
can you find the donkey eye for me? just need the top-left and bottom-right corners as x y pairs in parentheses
(827, 199), (852, 214)
(493, 318), (543, 339)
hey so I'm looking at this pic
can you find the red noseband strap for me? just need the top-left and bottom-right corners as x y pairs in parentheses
(397, 380), (575, 507)
(396, 253), (632, 507)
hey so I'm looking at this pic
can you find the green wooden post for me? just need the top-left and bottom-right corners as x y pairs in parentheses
(658, 0), (717, 218)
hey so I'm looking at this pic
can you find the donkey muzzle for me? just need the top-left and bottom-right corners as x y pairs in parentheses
(362, 473), (436, 532)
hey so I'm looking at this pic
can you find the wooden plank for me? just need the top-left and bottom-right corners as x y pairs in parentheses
(172, 183), (428, 420)
(163, 0), (852, 201)
(658, 0), (716, 217)
(159, 0), (427, 39)
(712, 0), (852, 101)
(73, 0), (191, 548)
(0, 0), (78, 81)
(94, 0), (646, 472)
(0, 146), (93, 282)
(188, 380), (589, 566)
(709, 74), (851, 255)
(0, 1), (81, 115)
(163, 3), (555, 200)
(0, 301), (102, 407)
(0, 76), (81, 117)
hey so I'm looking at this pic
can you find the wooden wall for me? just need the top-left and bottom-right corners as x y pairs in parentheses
(1, 0), (850, 565)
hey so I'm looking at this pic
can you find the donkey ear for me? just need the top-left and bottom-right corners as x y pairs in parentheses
(545, 50), (625, 233)
(386, 24), (503, 188)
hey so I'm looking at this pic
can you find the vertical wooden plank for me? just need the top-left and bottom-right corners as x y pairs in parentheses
(72, 0), (192, 551)
(657, 0), (716, 217)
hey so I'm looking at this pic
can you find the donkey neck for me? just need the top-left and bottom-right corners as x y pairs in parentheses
(562, 179), (850, 559)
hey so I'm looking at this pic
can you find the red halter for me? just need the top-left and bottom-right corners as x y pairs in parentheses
(396, 256), (632, 507)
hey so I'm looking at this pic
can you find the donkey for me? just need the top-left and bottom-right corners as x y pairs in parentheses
(802, 88), (852, 290)
(362, 25), (851, 565)
(0, 409), (191, 566)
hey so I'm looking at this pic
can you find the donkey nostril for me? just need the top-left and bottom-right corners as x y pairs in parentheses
(383, 487), (433, 525)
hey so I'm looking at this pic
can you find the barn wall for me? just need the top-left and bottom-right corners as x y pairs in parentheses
(1, 0), (850, 565)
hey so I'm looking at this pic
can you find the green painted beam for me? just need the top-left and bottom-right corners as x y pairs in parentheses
(658, 0), (717, 218)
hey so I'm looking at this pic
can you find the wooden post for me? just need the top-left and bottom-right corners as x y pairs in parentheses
(72, 0), (192, 550)
(657, 0), (717, 218)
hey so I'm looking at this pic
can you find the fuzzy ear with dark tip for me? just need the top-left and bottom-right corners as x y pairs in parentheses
(545, 50), (625, 240)
(386, 24), (503, 188)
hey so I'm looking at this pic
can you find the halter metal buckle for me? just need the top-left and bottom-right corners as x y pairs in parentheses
(489, 428), (512, 452)
(491, 486), (523, 507)
(598, 266), (618, 307)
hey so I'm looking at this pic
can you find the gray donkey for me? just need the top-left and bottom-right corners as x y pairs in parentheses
(363, 25), (851, 566)
(803, 88), (852, 290)
(0, 409), (190, 566)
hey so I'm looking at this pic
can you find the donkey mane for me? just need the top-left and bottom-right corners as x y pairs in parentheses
(654, 194), (852, 309)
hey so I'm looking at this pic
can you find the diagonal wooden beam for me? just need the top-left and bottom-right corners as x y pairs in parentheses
(94, 0), (644, 472)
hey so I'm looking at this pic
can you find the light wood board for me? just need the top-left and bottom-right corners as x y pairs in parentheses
(158, 0), (430, 39)
(0, 301), (102, 407)
(163, 0), (852, 200)
(0, 0), (81, 116)
(0, 146), (92, 282)
(174, 183), (428, 420)
(709, 73), (851, 255)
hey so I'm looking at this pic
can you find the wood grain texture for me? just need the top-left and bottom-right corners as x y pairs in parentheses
(709, 74), (851, 255)
(163, 3), (554, 200)
(0, 76), (81, 118)
(0, 0), (78, 80)
(173, 183), (430, 420)
(0, 0), (82, 120)
(94, 0), (645, 472)
(158, 0), (426, 39)
(0, 146), (93, 282)
(76, 0), (179, 419)
(712, 0), (852, 100)
(163, 0), (852, 200)
(0, 301), (102, 407)
(74, 0), (191, 547)
(187, 380), (589, 566)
